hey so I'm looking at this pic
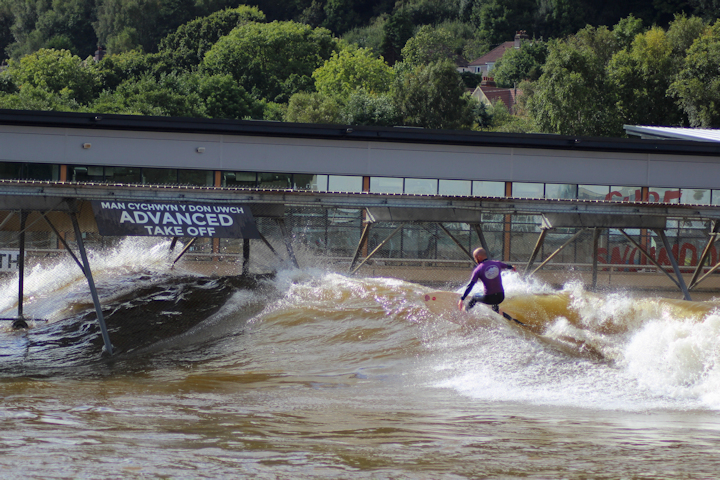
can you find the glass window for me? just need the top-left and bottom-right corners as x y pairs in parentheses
(370, 177), (403, 194)
(578, 185), (610, 200)
(224, 171), (256, 188)
(648, 187), (681, 203)
(179, 169), (213, 186)
(712, 190), (720, 205)
(71, 165), (103, 182)
(144, 168), (178, 185)
(105, 167), (142, 184)
(472, 181), (505, 197)
(439, 179), (471, 196)
(683, 189), (711, 205)
(294, 174), (324, 190)
(512, 182), (544, 198)
(257, 172), (292, 189)
(607, 186), (642, 202)
(328, 175), (362, 192)
(405, 178), (437, 195)
(0, 162), (58, 181)
(545, 184), (577, 199)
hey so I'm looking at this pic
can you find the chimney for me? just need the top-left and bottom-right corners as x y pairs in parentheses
(94, 45), (106, 62)
(514, 30), (529, 48)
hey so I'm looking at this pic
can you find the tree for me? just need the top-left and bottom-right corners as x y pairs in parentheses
(670, 21), (720, 127)
(158, 6), (266, 71)
(285, 92), (343, 123)
(202, 21), (339, 103)
(313, 45), (394, 98)
(492, 40), (547, 87)
(472, 0), (536, 44)
(392, 59), (475, 129)
(608, 26), (681, 126)
(343, 88), (400, 126)
(5, 48), (97, 104)
(525, 26), (623, 136)
(380, 10), (414, 65)
(401, 25), (458, 67)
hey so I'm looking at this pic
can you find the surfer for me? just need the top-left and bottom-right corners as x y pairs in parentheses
(458, 247), (515, 313)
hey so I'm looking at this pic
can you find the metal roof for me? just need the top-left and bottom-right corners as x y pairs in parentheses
(624, 125), (720, 143)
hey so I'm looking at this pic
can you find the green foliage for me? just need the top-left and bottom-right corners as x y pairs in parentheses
(158, 6), (266, 71)
(492, 40), (548, 88)
(0, 84), (85, 111)
(380, 10), (414, 65)
(285, 91), (343, 123)
(90, 71), (264, 118)
(608, 26), (681, 126)
(343, 88), (400, 125)
(313, 45), (394, 97)
(342, 15), (387, 57)
(202, 21), (339, 103)
(392, 59), (475, 129)
(472, 0), (535, 44)
(670, 21), (720, 127)
(401, 25), (458, 67)
(5, 48), (97, 104)
(666, 13), (706, 56)
(525, 26), (623, 137)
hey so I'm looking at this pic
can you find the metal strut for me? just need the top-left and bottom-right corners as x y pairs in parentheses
(71, 212), (114, 355)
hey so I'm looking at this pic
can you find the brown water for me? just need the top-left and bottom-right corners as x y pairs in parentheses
(1, 239), (720, 478)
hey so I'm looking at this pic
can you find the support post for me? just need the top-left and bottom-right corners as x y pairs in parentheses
(529, 228), (587, 276)
(17, 210), (26, 319)
(172, 237), (198, 266)
(524, 228), (549, 275)
(591, 227), (601, 290)
(350, 224), (403, 275)
(71, 212), (113, 355)
(472, 223), (491, 257)
(438, 223), (473, 261)
(277, 218), (299, 268)
(169, 237), (179, 251)
(655, 229), (691, 301)
(689, 221), (720, 289)
(618, 229), (681, 289)
(42, 214), (85, 274)
(348, 222), (372, 273)
(242, 239), (250, 275)
(12, 211), (29, 329)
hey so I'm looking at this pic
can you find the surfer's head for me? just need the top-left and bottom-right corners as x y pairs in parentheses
(473, 248), (488, 263)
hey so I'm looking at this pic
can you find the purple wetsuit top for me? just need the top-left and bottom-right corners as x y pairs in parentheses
(460, 260), (513, 300)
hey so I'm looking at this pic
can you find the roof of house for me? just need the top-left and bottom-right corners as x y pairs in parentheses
(468, 42), (515, 67)
(624, 125), (720, 142)
(479, 87), (522, 107)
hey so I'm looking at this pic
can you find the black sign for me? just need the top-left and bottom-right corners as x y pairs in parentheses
(91, 201), (261, 238)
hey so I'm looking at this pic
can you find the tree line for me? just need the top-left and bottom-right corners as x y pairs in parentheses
(1, 1), (720, 135)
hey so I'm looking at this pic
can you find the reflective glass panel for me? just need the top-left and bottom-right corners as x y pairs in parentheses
(439, 179), (471, 196)
(105, 167), (142, 184)
(512, 182), (544, 198)
(545, 184), (577, 199)
(682, 189), (711, 204)
(578, 185), (610, 200)
(328, 175), (362, 192)
(144, 168), (178, 185)
(223, 171), (256, 187)
(405, 178), (437, 195)
(472, 181), (505, 197)
(295, 174), (324, 190)
(648, 187), (681, 203)
(258, 172), (292, 189)
(71, 165), (103, 182)
(608, 186), (642, 202)
(370, 177), (403, 194)
(179, 169), (213, 186)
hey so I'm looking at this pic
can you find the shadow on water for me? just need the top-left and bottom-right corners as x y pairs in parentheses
(0, 273), (274, 378)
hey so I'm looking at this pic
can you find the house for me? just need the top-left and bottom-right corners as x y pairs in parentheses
(471, 76), (522, 112)
(463, 31), (530, 76)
